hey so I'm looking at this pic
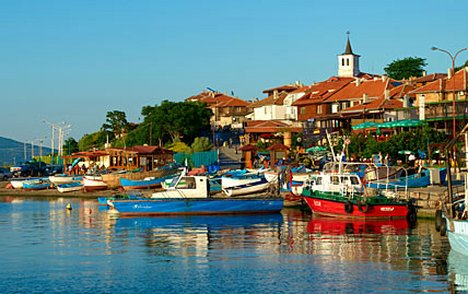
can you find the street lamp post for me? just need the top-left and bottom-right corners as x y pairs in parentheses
(431, 46), (468, 138)
(432, 46), (468, 218)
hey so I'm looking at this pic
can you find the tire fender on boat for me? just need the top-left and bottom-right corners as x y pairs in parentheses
(435, 209), (443, 232)
(344, 200), (354, 214)
(357, 200), (369, 213)
(406, 199), (417, 226)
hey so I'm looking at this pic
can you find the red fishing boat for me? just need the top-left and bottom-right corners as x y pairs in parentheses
(301, 171), (416, 223)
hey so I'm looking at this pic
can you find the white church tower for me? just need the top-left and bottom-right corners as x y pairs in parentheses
(338, 32), (360, 77)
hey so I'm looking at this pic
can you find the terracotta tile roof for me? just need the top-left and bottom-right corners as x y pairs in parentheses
(410, 79), (444, 94)
(326, 78), (394, 102)
(340, 98), (403, 114)
(185, 91), (250, 107)
(412, 73), (447, 83)
(262, 84), (300, 94)
(388, 83), (417, 99)
(292, 77), (354, 106)
(244, 120), (302, 133)
(251, 91), (288, 107)
(411, 69), (468, 94)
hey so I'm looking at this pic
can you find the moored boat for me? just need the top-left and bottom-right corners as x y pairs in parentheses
(49, 174), (83, 186)
(107, 174), (283, 216)
(301, 171), (416, 222)
(119, 176), (168, 190)
(221, 169), (264, 189)
(222, 177), (271, 197)
(57, 181), (83, 193)
(23, 179), (50, 190)
(83, 175), (108, 191)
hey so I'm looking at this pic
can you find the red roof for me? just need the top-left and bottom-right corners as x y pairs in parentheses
(267, 143), (290, 151)
(411, 69), (468, 94)
(244, 120), (302, 133)
(251, 92), (288, 107)
(239, 144), (258, 152)
(292, 77), (354, 106)
(326, 78), (393, 102)
(186, 91), (250, 107)
(340, 98), (403, 114)
(262, 84), (300, 94)
(388, 83), (416, 99)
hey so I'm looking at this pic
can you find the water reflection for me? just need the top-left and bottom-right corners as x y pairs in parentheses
(448, 250), (468, 292)
(111, 214), (284, 259)
(0, 196), (456, 292)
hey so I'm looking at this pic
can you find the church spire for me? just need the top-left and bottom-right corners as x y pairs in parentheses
(343, 31), (353, 55)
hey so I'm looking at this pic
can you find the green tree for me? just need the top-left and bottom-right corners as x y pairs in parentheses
(78, 130), (108, 151)
(455, 59), (468, 71)
(101, 110), (129, 141)
(63, 137), (79, 155)
(384, 57), (427, 80)
(167, 140), (191, 153)
(141, 100), (213, 145)
(191, 137), (212, 152)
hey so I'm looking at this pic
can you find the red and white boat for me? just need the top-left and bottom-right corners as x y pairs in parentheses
(83, 175), (108, 191)
(301, 171), (416, 222)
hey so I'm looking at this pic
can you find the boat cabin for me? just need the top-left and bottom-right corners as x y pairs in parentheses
(305, 173), (362, 195)
(152, 175), (210, 199)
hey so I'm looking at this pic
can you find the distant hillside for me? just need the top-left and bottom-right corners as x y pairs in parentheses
(0, 137), (54, 166)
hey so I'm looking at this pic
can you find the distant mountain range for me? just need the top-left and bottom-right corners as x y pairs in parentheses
(0, 136), (54, 166)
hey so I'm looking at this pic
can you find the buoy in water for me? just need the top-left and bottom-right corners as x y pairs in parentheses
(66, 203), (72, 211)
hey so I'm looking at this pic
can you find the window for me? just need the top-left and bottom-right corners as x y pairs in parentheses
(342, 58), (345, 66)
(346, 58), (349, 66)
(317, 105), (322, 114)
(331, 176), (339, 185)
(316, 177), (322, 185)
(300, 107), (306, 115)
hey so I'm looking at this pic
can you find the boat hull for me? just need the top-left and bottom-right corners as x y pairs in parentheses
(120, 177), (165, 190)
(109, 198), (284, 216)
(57, 182), (83, 193)
(303, 196), (409, 219)
(445, 217), (468, 256)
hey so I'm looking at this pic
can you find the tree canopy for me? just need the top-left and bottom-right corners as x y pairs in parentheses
(384, 57), (427, 80)
(116, 100), (213, 147)
(101, 110), (129, 141)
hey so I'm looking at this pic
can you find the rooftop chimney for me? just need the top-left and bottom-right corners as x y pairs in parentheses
(384, 89), (390, 100)
(422, 70), (427, 77)
(273, 90), (279, 100)
(448, 68), (453, 79)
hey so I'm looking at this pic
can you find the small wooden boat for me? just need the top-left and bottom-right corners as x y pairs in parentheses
(49, 174), (83, 186)
(23, 179), (50, 190)
(57, 182), (83, 193)
(107, 174), (283, 216)
(222, 178), (271, 197)
(83, 175), (108, 191)
(120, 176), (167, 190)
(221, 169), (264, 189)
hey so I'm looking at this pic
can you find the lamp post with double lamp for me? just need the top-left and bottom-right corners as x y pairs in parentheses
(431, 46), (468, 138)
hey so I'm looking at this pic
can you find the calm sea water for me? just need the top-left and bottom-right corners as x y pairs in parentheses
(0, 196), (464, 293)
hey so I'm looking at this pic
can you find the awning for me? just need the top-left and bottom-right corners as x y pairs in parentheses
(351, 121), (379, 130)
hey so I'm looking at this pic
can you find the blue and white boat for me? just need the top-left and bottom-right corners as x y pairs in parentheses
(366, 168), (435, 190)
(107, 174), (283, 216)
(222, 177), (271, 197)
(221, 169), (265, 189)
(23, 179), (50, 190)
(56, 181), (83, 193)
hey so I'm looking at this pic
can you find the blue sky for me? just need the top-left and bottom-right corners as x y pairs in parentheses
(1, 0), (467, 146)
